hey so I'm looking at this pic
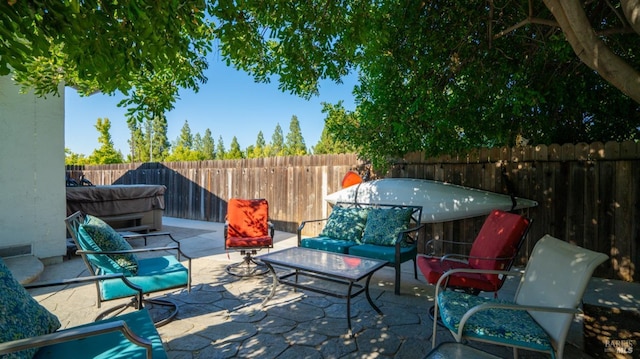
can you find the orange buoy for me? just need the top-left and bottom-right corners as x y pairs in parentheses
(341, 171), (363, 188)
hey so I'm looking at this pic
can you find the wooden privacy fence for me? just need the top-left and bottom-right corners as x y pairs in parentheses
(67, 141), (640, 282)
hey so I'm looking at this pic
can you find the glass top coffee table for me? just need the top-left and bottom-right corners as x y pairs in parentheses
(257, 247), (388, 337)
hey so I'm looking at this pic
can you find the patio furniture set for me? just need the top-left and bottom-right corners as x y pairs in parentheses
(0, 198), (608, 358)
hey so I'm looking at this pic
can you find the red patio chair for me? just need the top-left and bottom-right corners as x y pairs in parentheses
(224, 198), (274, 277)
(418, 209), (532, 295)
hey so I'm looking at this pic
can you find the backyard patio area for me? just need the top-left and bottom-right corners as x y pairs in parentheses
(22, 217), (606, 358)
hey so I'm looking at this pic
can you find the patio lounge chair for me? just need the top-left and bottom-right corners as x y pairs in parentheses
(432, 234), (608, 358)
(224, 198), (274, 277)
(65, 211), (192, 327)
(418, 209), (532, 295)
(0, 258), (166, 359)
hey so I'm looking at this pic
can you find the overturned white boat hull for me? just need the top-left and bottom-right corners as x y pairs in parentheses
(324, 178), (538, 223)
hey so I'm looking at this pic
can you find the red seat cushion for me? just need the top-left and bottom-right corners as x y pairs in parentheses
(225, 198), (273, 248)
(419, 210), (530, 292)
(226, 235), (273, 248)
(417, 256), (502, 292)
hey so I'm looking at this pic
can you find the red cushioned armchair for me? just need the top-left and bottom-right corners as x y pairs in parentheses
(224, 198), (274, 277)
(418, 209), (532, 295)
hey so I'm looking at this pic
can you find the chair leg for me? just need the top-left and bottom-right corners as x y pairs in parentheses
(428, 304), (445, 327)
(143, 298), (179, 327)
(432, 299), (439, 348)
(395, 263), (401, 295)
(226, 250), (269, 277)
(95, 297), (179, 327)
(95, 299), (136, 322)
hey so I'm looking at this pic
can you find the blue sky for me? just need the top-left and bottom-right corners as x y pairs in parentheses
(65, 58), (358, 156)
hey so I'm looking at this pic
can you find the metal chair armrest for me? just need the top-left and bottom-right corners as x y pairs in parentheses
(397, 223), (425, 245)
(458, 302), (580, 340)
(121, 231), (180, 246)
(24, 274), (145, 311)
(425, 238), (472, 255)
(297, 218), (329, 245)
(77, 246), (180, 255)
(440, 253), (515, 263)
(268, 221), (275, 238)
(0, 320), (152, 359)
(121, 231), (171, 238)
(435, 267), (523, 290)
(24, 274), (128, 289)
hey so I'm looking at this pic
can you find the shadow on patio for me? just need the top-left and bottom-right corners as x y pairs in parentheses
(27, 216), (600, 359)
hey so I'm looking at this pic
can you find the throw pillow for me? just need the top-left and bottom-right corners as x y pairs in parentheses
(0, 258), (61, 359)
(319, 206), (370, 242)
(81, 215), (138, 275)
(361, 208), (413, 246)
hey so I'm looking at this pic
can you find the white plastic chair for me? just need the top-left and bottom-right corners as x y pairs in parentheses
(432, 234), (608, 358)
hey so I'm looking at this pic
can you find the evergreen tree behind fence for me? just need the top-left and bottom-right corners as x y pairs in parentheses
(67, 141), (640, 282)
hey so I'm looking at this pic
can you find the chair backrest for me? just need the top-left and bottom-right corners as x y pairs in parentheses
(515, 235), (608, 351)
(468, 210), (531, 286)
(65, 211), (127, 276)
(65, 211), (101, 276)
(226, 198), (270, 238)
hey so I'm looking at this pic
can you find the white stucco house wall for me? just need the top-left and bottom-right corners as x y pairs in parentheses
(0, 75), (66, 264)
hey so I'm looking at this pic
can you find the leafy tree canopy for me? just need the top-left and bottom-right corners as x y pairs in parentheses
(5, 0), (640, 168)
(313, 102), (358, 155)
(2, 0), (212, 121)
(212, 0), (640, 166)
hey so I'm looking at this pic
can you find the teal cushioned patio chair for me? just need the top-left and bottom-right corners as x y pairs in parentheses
(65, 211), (192, 327)
(432, 234), (608, 359)
(0, 258), (167, 359)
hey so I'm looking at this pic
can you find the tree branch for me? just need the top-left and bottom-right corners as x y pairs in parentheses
(621, 0), (640, 34)
(544, 0), (640, 103)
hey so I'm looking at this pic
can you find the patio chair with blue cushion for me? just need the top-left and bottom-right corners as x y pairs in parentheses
(0, 258), (167, 359)
(418, 209), (531, 320)
(65, 211), (192, 327)
(432, 234), (608, 359)
(418, 209), (532, 295)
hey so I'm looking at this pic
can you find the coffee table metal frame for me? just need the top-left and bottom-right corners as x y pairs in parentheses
(257, 247), (388, 337)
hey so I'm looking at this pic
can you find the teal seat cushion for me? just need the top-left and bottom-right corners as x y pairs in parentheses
(33, 308), (167, 359)
(319, 207), (370, 242)
(437, 290), (553, 353)
(348, 243), (417, 264)
(361, 208), (413, 246)
(300, 236), (359, 254)
(80, 215), (138, 275)
(100, 256), (188, 300)
(0, 258), (61, 359)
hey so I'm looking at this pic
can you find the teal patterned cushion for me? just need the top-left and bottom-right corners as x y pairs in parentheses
(319, 207), (370, 242)
(437, 290), (553, 352)
(300, 236), (359, 254)
(361, 208), (413, 246)
(81, 215), (138, 275)
(0, 258), (61, 358)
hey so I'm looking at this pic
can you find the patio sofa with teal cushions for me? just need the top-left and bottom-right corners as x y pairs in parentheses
(0, 258), (167, 359)
(298, 202), (424, 294)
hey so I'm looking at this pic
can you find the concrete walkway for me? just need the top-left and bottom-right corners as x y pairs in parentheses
(25, 217), (600, 359)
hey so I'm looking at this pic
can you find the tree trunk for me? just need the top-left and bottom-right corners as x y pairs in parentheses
(622, 0), (640, 34)
(544, 0), (640, 104)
